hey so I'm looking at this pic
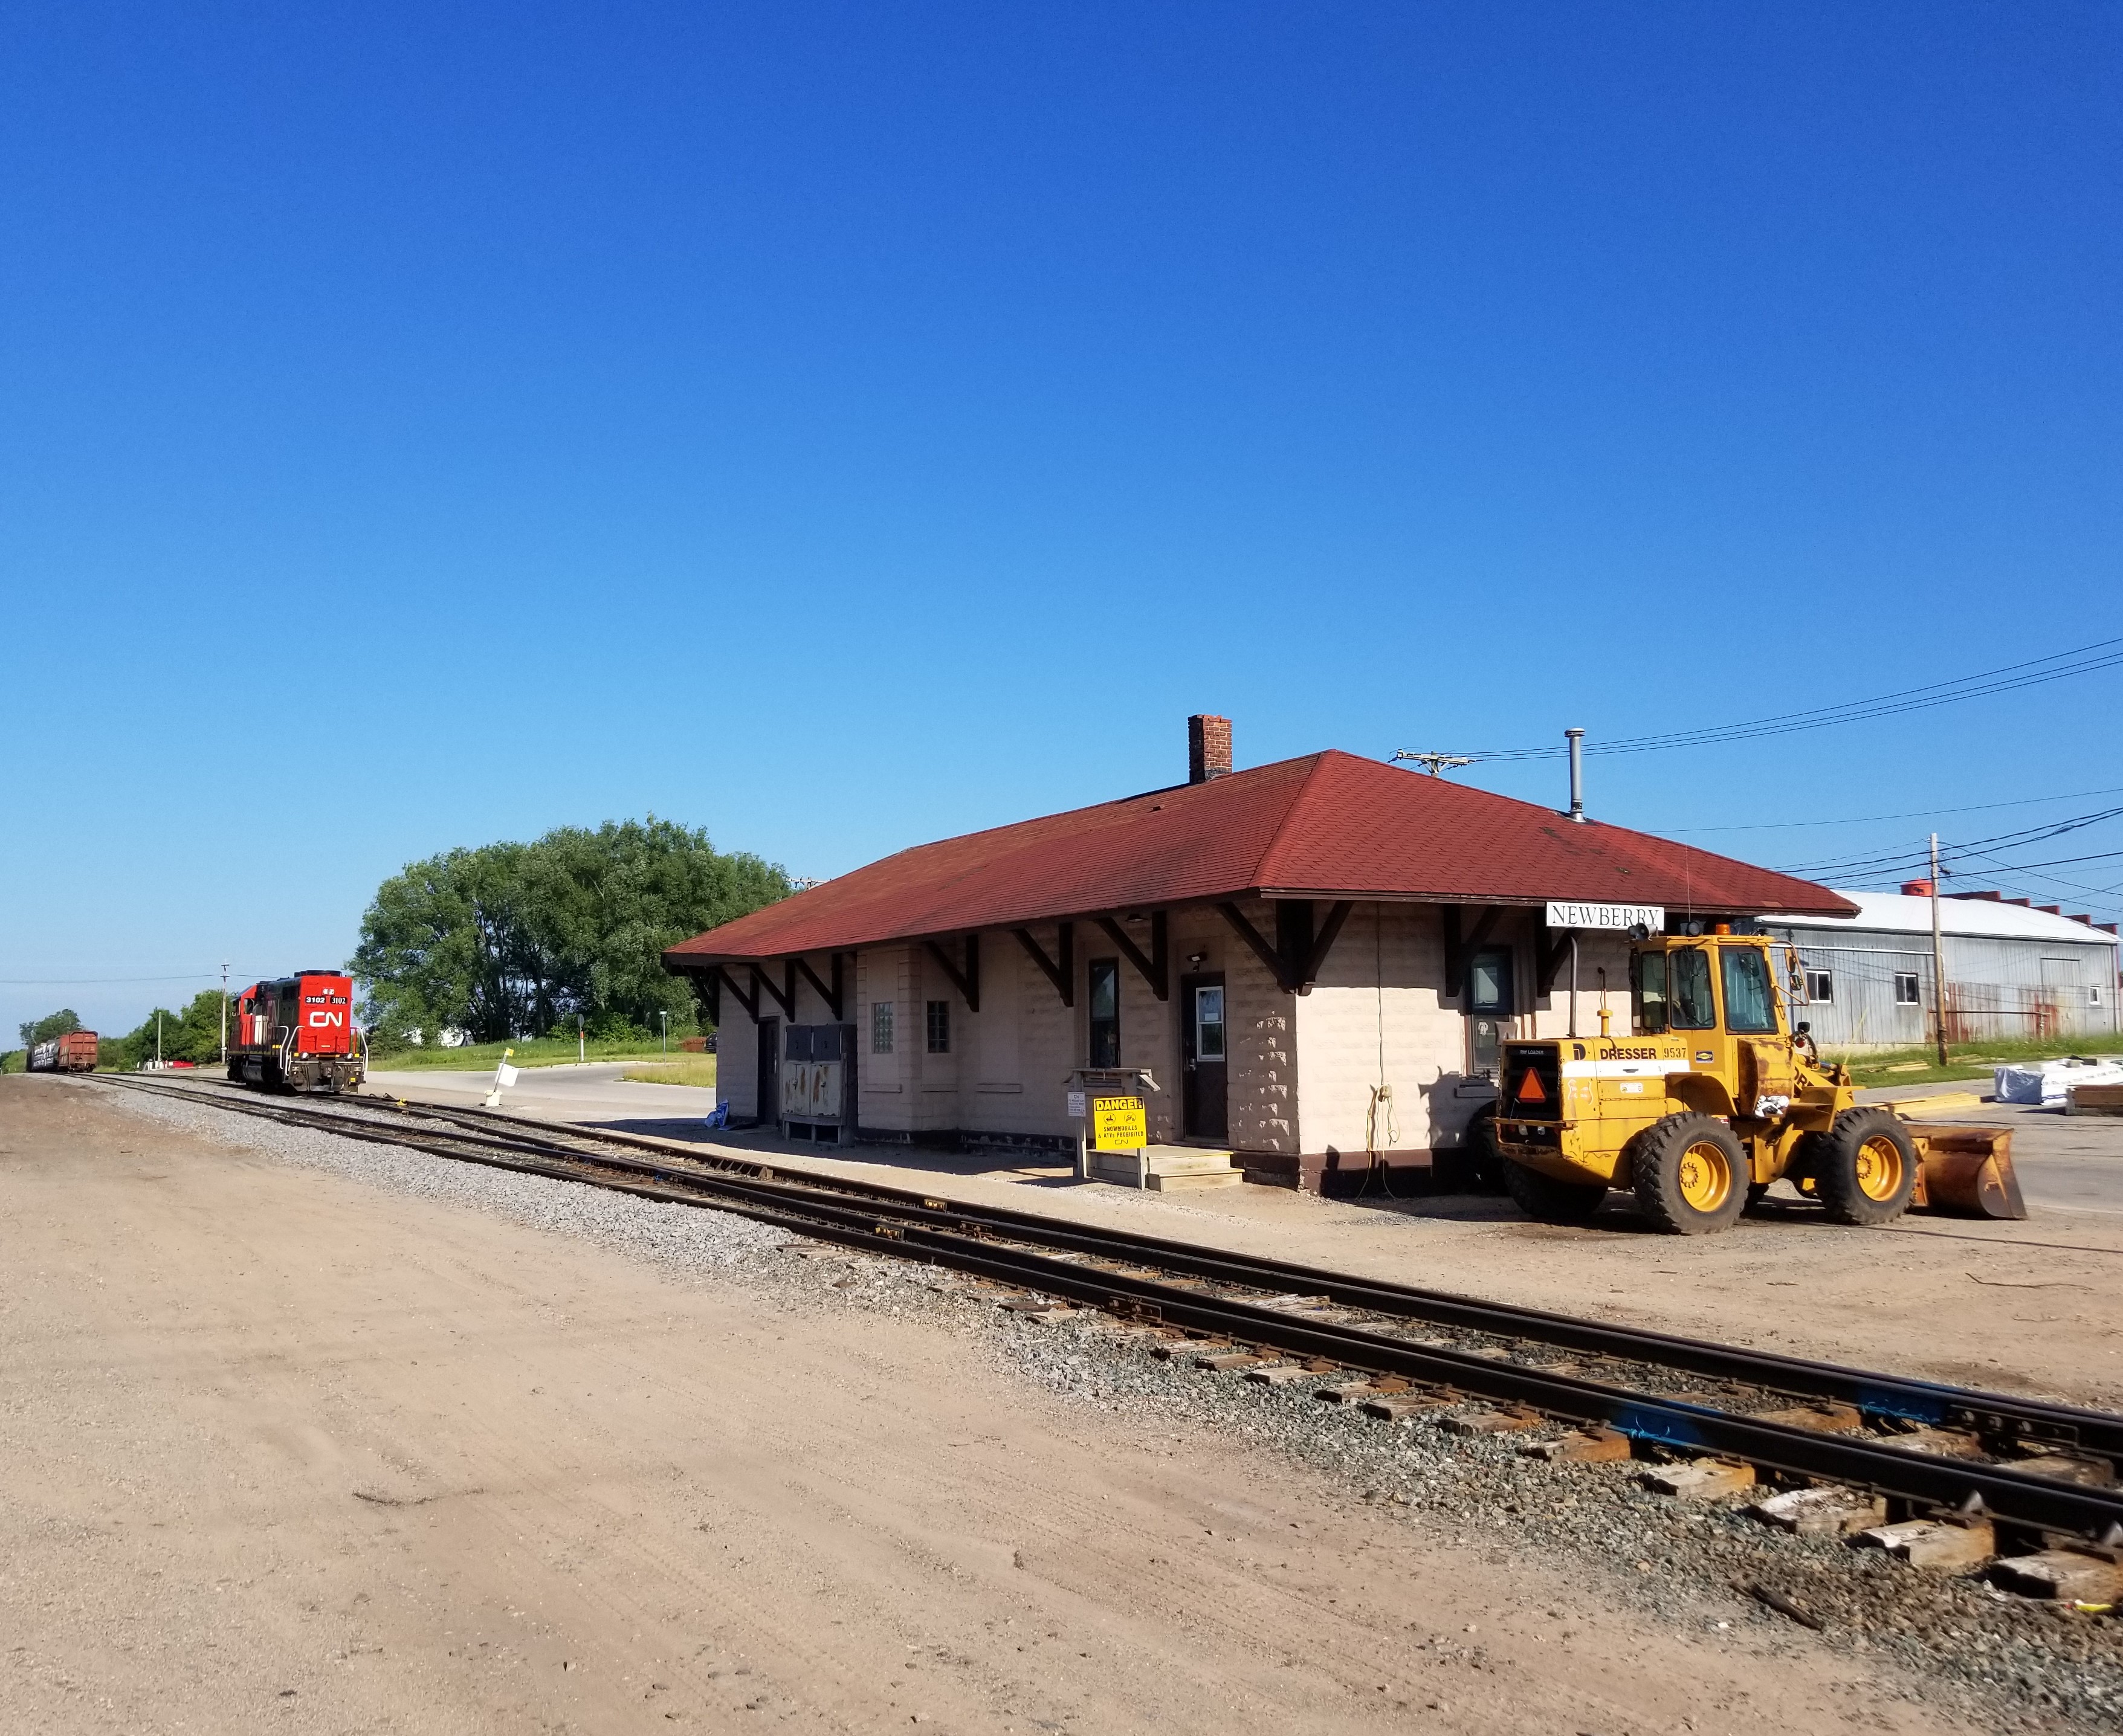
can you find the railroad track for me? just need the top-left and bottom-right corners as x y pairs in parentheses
(93, 1071), (2123, 1557)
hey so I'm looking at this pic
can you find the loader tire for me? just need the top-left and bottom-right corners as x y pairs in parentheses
(1501, 1158), (1609, 1225)
(1631, 1113), (1748, 1235)
(1814, 1108), (1918, 1227)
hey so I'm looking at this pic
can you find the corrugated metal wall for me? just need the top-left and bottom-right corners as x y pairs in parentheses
(1760, 925), (2120, 1048)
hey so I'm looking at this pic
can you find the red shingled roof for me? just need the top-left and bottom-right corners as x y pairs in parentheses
(665, 750), (1856, 964)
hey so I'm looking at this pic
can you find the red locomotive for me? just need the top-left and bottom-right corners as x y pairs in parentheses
(229, 971), (366, 1092)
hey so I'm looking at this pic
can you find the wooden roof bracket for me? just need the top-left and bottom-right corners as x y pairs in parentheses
(716, 964), (759, 1022)
(1096, 911), (1168, 1000)
(1443, 903), (1506, 1001)
(1013, 922), (1074, 1007)
(1298, 899), (1354, 990)
(925, 935), (981, 1012)
(795, 953), (845, 1021)
(663, 960), (727, 1027)
(752, 960), (796, 1021)
(1218, 902), (1296, 993)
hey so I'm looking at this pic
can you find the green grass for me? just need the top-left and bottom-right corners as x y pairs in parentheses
(1831, 1031), (2123, 1091)
(620, 1057), (720, 1089)
(366, 1036), (701, 1072)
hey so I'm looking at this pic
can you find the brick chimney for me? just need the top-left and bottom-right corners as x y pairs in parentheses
(1188, 714), (1232, 784)
(1901, 880), (1934, 897)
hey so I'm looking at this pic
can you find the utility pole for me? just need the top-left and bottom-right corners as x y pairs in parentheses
(1929, 833), (1950, 1066)
(155, 1010), (163, 1070)
(220, 961), (229, 1063)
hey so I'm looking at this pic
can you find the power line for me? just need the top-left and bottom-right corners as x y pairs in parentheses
(1656, 783), (2123, 835)
(1434, 634), (2123, 761)
(0, 971), (243, 986)
(1774, 803), (2123, 879)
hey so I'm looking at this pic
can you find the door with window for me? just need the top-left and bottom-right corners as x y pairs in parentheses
(754, 1018), (780, 1128)
(1180, 973), (1228, 1140)
(1465, 946), (1514, 1079)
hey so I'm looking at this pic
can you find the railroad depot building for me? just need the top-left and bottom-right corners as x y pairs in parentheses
(1760, 889), (2120, 1049)
(664, 720), (1854, 1192)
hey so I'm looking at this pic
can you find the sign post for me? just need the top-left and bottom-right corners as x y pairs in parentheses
(483, 1046), (519, 1108)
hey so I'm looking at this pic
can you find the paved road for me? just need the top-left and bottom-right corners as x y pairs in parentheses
(365, 1060), (722, 1121)
(1897, 1099), (2123, 1216)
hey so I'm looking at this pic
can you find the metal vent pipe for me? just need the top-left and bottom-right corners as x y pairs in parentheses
(1565, 728), (1586, 822)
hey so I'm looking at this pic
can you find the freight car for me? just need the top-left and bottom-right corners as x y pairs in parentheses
(228, 971), (366, 1092)
(27, 1030), (99, 1073)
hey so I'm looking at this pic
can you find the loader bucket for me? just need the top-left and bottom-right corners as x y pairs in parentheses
(1902, 1123), (2027, 1220)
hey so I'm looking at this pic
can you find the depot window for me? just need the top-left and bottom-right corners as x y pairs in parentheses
(1088, 959), (1120, 1068)
(1670, 947), (1717, 1030)
(1467, 947), (1514, 1016)
(1805, 969), (1834, 1005)
(925, 1000), (950, 1054)
(1895, 972), (1922, 1005)
(871, 1001), (894, 1055)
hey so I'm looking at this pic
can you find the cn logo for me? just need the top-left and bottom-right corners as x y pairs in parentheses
(307, 1010), (345, 1028)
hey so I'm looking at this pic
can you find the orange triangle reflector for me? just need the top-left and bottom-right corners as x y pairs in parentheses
(1516, 1068), (1548, 1103)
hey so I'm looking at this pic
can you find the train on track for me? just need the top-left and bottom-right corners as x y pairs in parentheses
(228, 970), (366, 1092)
(27, 1030), (99, 1072)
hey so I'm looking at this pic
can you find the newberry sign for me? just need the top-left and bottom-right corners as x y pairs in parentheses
(1544, 901), (1665, 931)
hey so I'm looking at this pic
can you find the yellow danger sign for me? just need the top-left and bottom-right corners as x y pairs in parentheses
(1090, 1095), (1146, 1150)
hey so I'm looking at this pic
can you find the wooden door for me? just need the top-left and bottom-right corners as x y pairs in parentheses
(1180, 974), (1229, 1141)
(755, 1018), (780, 1128)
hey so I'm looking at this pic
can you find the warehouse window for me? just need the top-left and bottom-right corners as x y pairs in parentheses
(1895, 972), (1921, 1005)
(925, 1000), (950, 1054)
(871, 1001), (894, 1055)
(1088, 960), (1120, 1068)
(1805, 969), (1834, 1005)
(2092, 985), (2105, 1008)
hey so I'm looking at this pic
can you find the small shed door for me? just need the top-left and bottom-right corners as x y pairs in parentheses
(1180, 974), (1229, 1141)
(755, 1018), (780, 1128)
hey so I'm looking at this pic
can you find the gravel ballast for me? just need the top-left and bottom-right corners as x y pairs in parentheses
(105, 1082), (2123, 1732)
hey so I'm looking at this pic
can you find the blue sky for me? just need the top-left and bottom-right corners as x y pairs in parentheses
(4, 1), (2119, 1039)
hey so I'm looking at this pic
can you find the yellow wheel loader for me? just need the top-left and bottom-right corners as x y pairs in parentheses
(1490, 929), (2024, 1235)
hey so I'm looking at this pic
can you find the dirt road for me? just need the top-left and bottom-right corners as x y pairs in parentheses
(0, 1076), (2002, 1732)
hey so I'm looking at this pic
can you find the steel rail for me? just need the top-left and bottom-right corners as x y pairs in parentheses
(346, 1086), (2123, 1463)
(92, 1074), (2123, 1543)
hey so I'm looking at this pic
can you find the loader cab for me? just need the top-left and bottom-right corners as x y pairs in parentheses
(1630, 935), (1789, 1043)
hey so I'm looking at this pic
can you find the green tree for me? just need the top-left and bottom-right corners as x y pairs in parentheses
(18, 1008), (82, 1048)
(353, 817), (788, 1043)
(105, 989), (228, 1070)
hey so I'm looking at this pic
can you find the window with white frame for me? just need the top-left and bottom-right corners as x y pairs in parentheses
(1805, 969), (1834, 1005)
(871, 1000), (894, 1054)
(1895, 972), (1921, 1005)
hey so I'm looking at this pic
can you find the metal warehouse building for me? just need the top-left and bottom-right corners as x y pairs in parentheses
(665, 719), (1852, 1192)
(1759, 890), (2120, 1049)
